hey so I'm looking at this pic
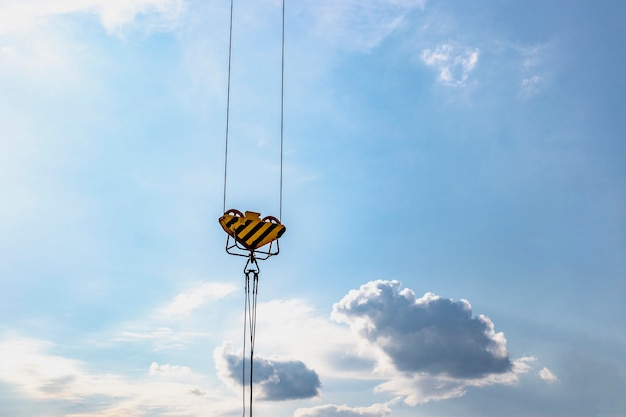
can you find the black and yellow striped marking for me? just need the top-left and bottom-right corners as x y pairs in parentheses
(219, 210), (286, 250)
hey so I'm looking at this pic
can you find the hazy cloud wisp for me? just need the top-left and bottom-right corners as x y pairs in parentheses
(0, 0), (185, 35)
(309, 0), (426, 52)
(160, 282), (237, 318)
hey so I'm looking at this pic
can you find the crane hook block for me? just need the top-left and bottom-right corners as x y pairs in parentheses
(219, 210), (286, 251)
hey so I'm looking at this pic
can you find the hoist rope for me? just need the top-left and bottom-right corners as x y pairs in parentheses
(241, 273), (247, 417)
(249, 272), (258, 415)
(279, 0), (285, 221)
(222, 0), (286, 221)
(223, 0), (234, 214)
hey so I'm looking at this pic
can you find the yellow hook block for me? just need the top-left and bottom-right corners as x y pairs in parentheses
(219, 210), (286, 251)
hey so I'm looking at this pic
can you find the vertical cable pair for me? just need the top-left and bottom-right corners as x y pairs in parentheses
(241, 257), (259, 417)
(223, 0), (286, 221)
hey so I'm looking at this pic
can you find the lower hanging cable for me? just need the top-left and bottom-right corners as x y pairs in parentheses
(242, 254), (260, 417)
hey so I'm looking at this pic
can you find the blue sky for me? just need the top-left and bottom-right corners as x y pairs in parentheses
(1, 0), (625, 416)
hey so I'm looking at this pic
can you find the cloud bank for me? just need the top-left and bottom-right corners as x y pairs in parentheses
(295, 403), (392, 417)
(0, 335), (231, 416)
(215, 343), (321, 401)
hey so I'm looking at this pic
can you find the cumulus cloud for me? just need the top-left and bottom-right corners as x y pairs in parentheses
(331, 280), (539, 405)
(421, 42), (479, 85)
(539, 366), (558, 382)
(294, 403), (392, 417)
(214, 343), (321, 401)
(333, 280), (511, 378)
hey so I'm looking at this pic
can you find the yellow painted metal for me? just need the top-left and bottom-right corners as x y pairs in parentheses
(219, 210), (286, 250)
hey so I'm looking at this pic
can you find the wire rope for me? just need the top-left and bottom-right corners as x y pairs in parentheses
(249, 273), (258, 417)
(242, 273), (248, 417)
(223, 0), (234, 214)
(222, 0), (285, 219)
(241, 266), (259, 417)
(279, 0), (285, 221)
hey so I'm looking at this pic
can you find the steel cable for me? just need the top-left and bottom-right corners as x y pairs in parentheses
(222, 0), (285, 219)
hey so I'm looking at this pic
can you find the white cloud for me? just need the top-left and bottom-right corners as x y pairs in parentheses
(250, 298), (379, 380)
(539, 366), (558, 382)
(160, 282), (238, 318)
(421, 41), (479, 85)
(149, 362), (192, 377)
(294, 402), (392, 417)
